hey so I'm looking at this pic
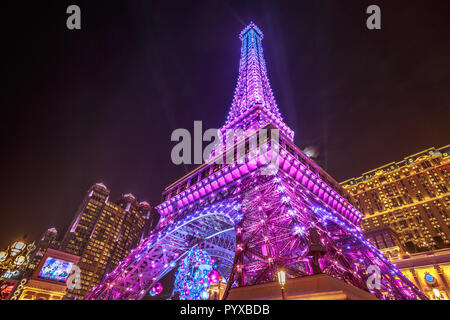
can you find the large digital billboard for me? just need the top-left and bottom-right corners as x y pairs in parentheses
(37, 257), (74, 283)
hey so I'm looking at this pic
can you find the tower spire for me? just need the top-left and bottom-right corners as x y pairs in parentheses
(222, 22), (294, 140)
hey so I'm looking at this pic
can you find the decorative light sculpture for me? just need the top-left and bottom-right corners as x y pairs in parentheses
(172, 248), (218, 300)
(200, 289), (210, 300)
(10, 241), (25, 256)
(208, 270), (220, 285)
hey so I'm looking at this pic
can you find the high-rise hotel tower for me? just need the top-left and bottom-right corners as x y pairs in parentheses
(61, 183), (152, 299)
(341, 145), (450, 252)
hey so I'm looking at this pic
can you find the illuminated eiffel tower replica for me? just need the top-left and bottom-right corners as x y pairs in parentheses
(87, 23), (426, 300)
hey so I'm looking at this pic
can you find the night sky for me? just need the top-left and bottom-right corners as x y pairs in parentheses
(1, 0), (449, 249)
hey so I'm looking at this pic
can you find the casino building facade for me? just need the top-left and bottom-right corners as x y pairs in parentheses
(12, 248), (80, 300)
(341, 145), (450, 299)
(341, 145), (450, 252)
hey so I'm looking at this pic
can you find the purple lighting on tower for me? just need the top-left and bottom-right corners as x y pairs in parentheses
(221, 22), (294, 141)
(86, 22), (427, 301)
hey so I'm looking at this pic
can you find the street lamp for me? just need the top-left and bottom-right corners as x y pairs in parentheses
(277, 269), (287, 300)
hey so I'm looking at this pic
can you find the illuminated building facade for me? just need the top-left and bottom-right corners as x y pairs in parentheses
(363, 227), (404, 261)
(341, 145), (450, 252)
(0, 228), (62, 299)
(0, 238), (36, 283)
(0, 238), (35, 299)
(61, 183), (151, 299)
(9, 248), (80, 300)
(88, 23), (426, 300)
(394, 248), (450, 300)
(341, 146), (450, 300)
(358, 227), (450, 300)
(208, 278), (227, 300)
(0, 280), (15, 300)
(27, 227), (60, 274)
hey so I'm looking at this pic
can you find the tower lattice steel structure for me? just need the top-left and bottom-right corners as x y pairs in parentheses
(87, 23), (427, 300)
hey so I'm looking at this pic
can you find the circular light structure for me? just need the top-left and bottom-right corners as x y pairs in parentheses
(14, 255), (25, 266)
(10, 241), (25, 256)
(0, 251), (7, 262)
(424, 273), (435, 284)
(12, 241), (25, 250)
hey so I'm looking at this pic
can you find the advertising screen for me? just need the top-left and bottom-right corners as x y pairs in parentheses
(38, 257), (74, 283)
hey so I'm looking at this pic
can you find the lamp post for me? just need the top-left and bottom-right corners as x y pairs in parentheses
(277, 269), (287, 300)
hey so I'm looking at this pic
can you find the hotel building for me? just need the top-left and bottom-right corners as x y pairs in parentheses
(341, 145), (450, 251)
(341, 145), (450, 299)
(10, 248), (80, 300)
(61, 183), (151, 299)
